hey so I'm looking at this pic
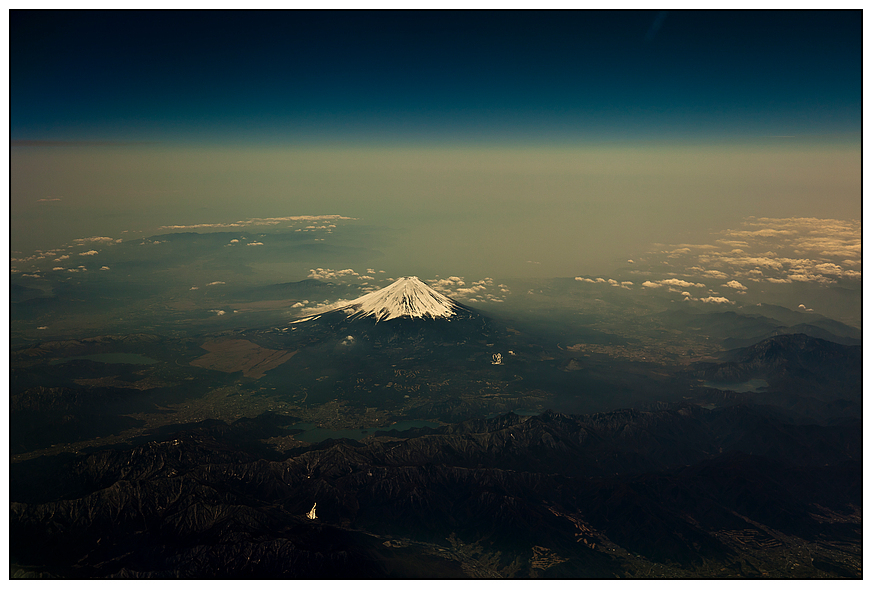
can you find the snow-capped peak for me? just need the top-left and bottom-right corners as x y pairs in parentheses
(293, 276), (465, 323)
(343, 276), (462, 322)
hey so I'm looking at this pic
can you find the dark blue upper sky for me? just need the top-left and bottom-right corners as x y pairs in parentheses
(11, 10), (862, 144)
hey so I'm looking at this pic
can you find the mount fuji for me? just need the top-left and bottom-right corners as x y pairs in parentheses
(292, 276), (477, 323)
(236, 276), (553, 414)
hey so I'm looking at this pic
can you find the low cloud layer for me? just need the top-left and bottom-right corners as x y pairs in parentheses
(642, 217), (860, 288)
(429, 276), (509, 303)
(575, 277), (633, 290)
(160, 215), (355, 231)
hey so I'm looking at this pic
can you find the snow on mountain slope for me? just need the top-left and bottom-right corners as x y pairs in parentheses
(292, 276), (466, 323)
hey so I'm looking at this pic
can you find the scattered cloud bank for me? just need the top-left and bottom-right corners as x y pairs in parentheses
(641, 278), (706, 290)
(160, 215), (356, 230)
(698, 296), (734, 304)
(74, 237), (118, 244)
(309, 268), (363, 281)
(644, 217), (860, 288)
(306, 268), (388, 285)
(575, 277), (633, 290)
(429, 276), (509, 303)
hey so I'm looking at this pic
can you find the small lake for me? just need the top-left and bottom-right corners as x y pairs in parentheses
(289, 420), (441, 443)
(50, 353), (159, 366)
(703, 379), (768, 393)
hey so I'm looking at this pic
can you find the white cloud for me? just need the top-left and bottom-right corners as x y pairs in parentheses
(207, 281), (226, 286)
(431, 276), (509, 300)
(643, 278), (705, 289)
(667, 247), (691, 258)
(79, 250), (99, 256)
(100, 266), (110, 271)
(432, 276), (466, 289)
(74, 236), (115, 244)
(247, 241), (264, 246)
(814, 263), (845, 276)
(661, 278), (705, 288)
(160, 215), (357, 230)
(700, 296), (734, 305)
(645, 218), (860, 294)
(308, 268), (362, 281)
(54, 255), (70, 261)
(786, 273), (835, 284)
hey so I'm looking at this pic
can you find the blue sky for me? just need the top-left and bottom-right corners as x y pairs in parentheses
(12, 10), (861, 144)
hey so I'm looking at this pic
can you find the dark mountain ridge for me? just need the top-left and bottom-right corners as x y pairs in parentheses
(10, 405), (860, 578)
(692, 333), (860, 388)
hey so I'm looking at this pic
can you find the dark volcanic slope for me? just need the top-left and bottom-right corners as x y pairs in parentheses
(10, 407), (861, 579)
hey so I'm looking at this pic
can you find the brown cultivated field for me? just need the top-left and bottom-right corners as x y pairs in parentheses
(190, 339), (297, 378)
